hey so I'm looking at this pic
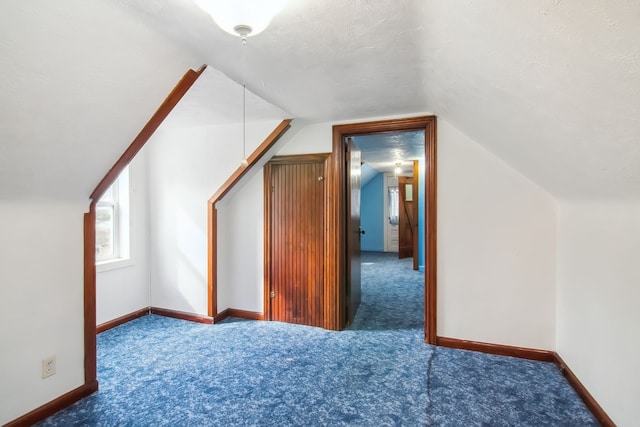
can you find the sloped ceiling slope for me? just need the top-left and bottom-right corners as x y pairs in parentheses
(421, 1), (640, 200)
(1, 1), (638, 201)
(113, 0), (640, 200)
(161, 67), (289, 129)
(0, 0), (200, 200)
(100, 0), (434, 122)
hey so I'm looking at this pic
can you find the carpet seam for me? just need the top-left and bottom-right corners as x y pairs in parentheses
(426, 345), (436, 425)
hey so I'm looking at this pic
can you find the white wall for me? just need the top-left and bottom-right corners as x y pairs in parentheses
(437, 119), (557, 350)
(0, 201), (86, 424)
(96, 147), (151, 325)
(147, 121), (281, 316)
(217, 172), (265, 312)
(274, 118), (558, 350)
(276, 122), (333, 155)
(557, 200), (640, 426)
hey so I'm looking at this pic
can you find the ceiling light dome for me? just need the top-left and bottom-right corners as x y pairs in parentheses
(194, 0), (286, 38)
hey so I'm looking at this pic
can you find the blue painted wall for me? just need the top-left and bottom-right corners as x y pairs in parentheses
(360, 172), (384, 251)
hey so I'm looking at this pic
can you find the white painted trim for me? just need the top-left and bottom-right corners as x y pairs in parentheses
(96, 257), (134, 273)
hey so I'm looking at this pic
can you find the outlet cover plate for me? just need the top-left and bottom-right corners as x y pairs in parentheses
(42, 356), (56, 379)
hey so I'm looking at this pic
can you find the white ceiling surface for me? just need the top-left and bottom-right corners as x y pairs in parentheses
(0, 0), (201, 200)
(353, 131), (424, 175)
(163, 67), (289, 129)
(1, 1), (639, 201)
(112, 0), (640, 200)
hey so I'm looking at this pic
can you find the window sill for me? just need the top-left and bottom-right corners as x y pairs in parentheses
(96, 257), (133, 273)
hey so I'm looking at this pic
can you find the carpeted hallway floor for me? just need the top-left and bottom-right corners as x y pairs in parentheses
(38, 252), (597, 426)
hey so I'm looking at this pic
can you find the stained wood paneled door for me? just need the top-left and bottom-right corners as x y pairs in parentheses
(398, 176), (417, 261)
(264, 155), (328, 328)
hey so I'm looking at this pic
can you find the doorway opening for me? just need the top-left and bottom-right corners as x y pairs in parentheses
(331, 116), (437, 343)
(352, 132), (423, 270)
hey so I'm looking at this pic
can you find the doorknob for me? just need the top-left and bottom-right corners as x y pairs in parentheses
(359, 227), (366, 235)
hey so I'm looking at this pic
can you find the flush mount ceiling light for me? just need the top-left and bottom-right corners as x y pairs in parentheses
(194, 0), (286, 167)
(394, 162), (402, 175)
(193, 0), (286, 39)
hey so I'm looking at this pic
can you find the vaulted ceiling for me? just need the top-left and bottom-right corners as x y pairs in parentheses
(1, 0), (638, 201)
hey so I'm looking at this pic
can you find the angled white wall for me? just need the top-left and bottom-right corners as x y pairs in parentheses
(0, 0), (200, 423)
(437, 120), (557, 350)
(217, 171), (265, 313)
(0, 201), (86, 424)
(96, 147), (151, 325)
(147, 121), (282, 316)
(557, 201), (640, 426)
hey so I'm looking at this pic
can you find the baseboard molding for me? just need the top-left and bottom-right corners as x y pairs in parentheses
(214, 308), (264, 323)
(5, 380), (98, 427)
(435, 336), (556, 362)
(436, 336), (614, 425)
(150, 307), (213, 324)
(553, 353), (615, 427)
(97, 307), (150, 334)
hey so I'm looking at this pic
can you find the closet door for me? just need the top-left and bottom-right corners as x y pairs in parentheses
(264, 155), (327, 328)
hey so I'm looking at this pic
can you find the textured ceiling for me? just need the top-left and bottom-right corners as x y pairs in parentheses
(163, 67), (288, 129)
(1, 0), (639, 201)
(99, 0), (640, 200)
(353, 131), (424, 175)
(103, 0), (432, 122)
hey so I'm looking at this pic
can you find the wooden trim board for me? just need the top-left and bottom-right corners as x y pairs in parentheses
(437, 336), (615, 425)
(553, 353), (615, 427)
(97, 307), (150, 334)
(214, 308), (264, 323)
(150, 307), (213, 324)
(435, 336), (556, 362)
(83, 206), (97, 388)
(4, 381), (98, 427)
(97, 307), (217, 332)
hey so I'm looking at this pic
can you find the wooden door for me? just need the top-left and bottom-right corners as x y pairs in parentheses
(398, 176), (417, 262)
(264, 155), (327, 328)
(345, 138), (362, 324)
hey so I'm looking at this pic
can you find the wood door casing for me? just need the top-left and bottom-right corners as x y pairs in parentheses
(332, 116), (437, 342)
(264, 155), (328, 328)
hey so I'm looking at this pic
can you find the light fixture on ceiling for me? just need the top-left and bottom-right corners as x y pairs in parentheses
(394, 162), (402, 175)
(193, 0), (286, 168)
(193, 0), (286, 39)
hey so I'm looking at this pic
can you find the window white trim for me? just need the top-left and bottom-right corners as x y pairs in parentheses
(95, 166), (130, 265)
(96, 257), (134, 273)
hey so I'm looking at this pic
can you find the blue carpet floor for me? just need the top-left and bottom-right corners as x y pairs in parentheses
(38, 252), (597, 426)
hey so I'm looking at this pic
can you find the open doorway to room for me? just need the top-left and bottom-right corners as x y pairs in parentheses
(332, 116), (437, 343)
(352, 131), (424, 268)
(344, 131), (425, 332)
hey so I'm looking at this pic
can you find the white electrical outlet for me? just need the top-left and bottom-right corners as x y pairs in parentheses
(42, 356), (56, 379)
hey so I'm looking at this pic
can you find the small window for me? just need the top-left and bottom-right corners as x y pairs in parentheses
(388, 186), (399, 225)
(96, 167), (130, 264)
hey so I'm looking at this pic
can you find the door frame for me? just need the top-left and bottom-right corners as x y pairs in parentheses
(331, 116), (437, 343)
(263, 153), (331, 327)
